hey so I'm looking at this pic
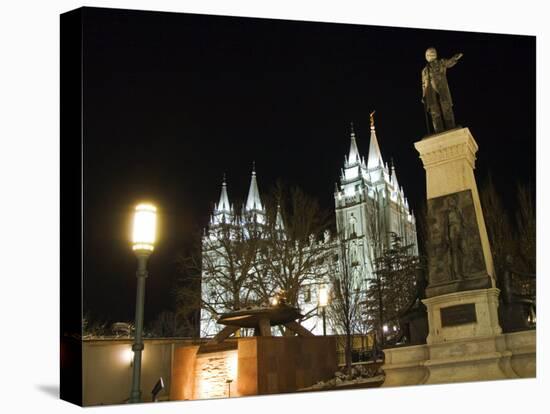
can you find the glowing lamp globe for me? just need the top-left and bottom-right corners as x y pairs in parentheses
(318, 285), (329, 307)
(132, 203), (157, 252)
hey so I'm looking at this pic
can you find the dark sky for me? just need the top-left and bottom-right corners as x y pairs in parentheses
(81, 7), (535, 325)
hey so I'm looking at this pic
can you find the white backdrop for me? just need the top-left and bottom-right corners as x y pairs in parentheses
(0, 1), (546, 413)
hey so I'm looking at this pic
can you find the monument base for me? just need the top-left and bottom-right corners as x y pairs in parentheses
(382, 330), (535, 387)
(405, 119), (535, 387)
(423, 334), (517, 384)
(423, 288), (501, 345)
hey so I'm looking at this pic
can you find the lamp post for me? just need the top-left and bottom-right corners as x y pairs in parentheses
(318, 285), (329, 336)
(226, 379), (233, 398)
(129, 203), (157, 403)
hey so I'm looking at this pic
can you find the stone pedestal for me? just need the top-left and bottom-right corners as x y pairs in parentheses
(410, 128), (516, 384)
(420, 288), (513, 383)
(423, 334), (517, 384)
(423, 288), (501, 345)
(414, 127), (496, 297)
(382, 330), (535, 387)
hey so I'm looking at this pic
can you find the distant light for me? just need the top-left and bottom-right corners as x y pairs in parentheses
(270, 297), (279, 306)
(132, 203), (157, 251)
(393, 325), (398, 332)
(383, 324), (388, 333)
(527, 309), (536, 325)
(318, 285), (329, 307)
(121, 347), (134, 366)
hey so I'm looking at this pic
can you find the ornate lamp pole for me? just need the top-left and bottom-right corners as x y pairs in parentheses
(318, 285), (329, 336)
(129, 203), (157, 403)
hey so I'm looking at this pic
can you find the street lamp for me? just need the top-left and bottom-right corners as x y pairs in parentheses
(226, 379), (233, 398)
(318, 285), (329, 336)
(129, 203), (157, 403)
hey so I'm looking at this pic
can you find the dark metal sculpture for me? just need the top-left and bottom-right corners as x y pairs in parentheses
(151, 378), (164, 402)
(422, 47), (463, 134)
(212, 303), (314, 343)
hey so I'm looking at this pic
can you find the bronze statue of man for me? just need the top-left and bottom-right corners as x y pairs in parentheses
(422, 47), (463, 133)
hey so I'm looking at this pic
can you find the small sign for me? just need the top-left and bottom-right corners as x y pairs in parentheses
(440, 303), (477, 327)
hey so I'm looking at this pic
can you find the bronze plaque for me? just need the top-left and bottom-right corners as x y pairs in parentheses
(440, 303), (477, 327)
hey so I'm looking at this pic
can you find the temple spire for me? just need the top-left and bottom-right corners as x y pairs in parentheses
(367, 110), (384, 170)
(245, 162), (263, 212)
(347, 122), (361, 165)
(391, 159), (399, 189)
(275, 204), (285, 230)
(217, 174), (231, 212)
(212, 173), (233, 225)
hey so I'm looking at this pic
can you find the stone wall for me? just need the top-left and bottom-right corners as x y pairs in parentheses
(253, 336), (337, 394)
(170, 336), (337, 400)
(194, 348), (239, 399)
(382, 330), (535, 387)
(81, 330), (532, 404)
(82, 338), (196, 406)
(170, 345), (199, 401)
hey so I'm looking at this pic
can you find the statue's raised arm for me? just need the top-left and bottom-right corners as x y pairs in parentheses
(422, 47), (463, 134)
(445, 52), (463, 68)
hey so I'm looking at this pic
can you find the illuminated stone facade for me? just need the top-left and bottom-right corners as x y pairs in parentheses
(301, 122), (417, 334)
(200, 120), (418, 337)
(194, 349), (239, 399)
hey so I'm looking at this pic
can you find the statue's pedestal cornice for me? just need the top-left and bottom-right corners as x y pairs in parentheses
(414, 127), (478, 198)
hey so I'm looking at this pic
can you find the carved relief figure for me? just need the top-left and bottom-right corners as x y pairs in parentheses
(445, 195), (467, 280)
(428, 225), (449, 284)
(426, 190), (488, 296)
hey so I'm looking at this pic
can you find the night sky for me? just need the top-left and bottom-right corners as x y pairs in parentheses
(81, 7), (535, 325)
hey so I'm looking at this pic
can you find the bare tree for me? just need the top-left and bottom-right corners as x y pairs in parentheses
(479, 176), (535, 276)
(177, 217), (263, 337)
(176, 184), (333, 338)
(174, 236), (204, 338)
(254, 184), (333, 308)
(327, 237), (366, 373)
(147, 310), (189, 338)
(515, 182), (536, 274)
(480, 174), (515, 278)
